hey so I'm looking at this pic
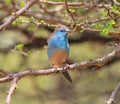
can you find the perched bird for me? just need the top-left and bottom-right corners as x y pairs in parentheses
(47, 24), (72, 83)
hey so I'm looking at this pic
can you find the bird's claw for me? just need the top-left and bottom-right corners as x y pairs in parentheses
(63, 63), (70, 70)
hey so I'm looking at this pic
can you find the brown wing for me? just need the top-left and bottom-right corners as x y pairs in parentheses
(47, 33), (56, 43)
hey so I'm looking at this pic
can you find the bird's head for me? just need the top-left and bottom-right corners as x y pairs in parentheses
(55, 25), (71, 38)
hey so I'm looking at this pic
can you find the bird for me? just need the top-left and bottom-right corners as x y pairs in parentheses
(47, 24), (72, 83)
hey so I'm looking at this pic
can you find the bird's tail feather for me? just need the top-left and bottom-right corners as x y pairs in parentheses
(62, 71), (72, 83)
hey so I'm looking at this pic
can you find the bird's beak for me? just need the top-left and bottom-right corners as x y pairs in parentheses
(67, 29), (71, 33)
(67, 29), (71, 37)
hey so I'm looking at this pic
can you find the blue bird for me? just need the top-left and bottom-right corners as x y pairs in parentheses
(47, 24), (72, 83)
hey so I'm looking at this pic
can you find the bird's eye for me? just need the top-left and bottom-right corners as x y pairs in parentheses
(60, 30), (65, 32)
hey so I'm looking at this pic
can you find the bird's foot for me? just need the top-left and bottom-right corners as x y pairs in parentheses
(63, 63), (70, 70)
(53, 67), (59, 73)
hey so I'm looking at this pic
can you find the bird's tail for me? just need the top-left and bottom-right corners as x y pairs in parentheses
(62, 71), (72, 83)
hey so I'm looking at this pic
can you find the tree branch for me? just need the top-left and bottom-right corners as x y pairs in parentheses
(64, 0), (76, 27)
(0, 45), (120, 84)
(0, 0), (37, 31)
(0, 69), (10, 76)
(39, 1), (111, 9)
(113, 0), (120, 6)
(106, 81), (120, 104)
(6, 77), (19, 104)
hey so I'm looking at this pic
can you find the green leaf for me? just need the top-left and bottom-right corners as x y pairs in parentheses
(20, 1), (26, 8)
(100, 10), (107, 17)
(110, 20), (116, 25)
(106, 20), (116, 27)
(79, 30), (84, 33)
(100, 28), (109, 36)
(43, 45), (47, 49)
(40, 20), (45, 24)
(111, 4), (120, 15)
(69, 9), (76, 13)
(12, 17), (23, 25)
(92, 24), (103, 29)
(14, 44), (24, 51)
(63, 10), (67, 13)
(12, 18), (19, 25)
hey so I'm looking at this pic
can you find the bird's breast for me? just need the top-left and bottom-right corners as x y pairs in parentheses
(50, 49), (68, 67)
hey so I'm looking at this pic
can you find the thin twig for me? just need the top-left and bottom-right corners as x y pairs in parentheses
(91, 0), (96, 6)
(39, 1), (84, 6)
(25, 13), (68, 25)
(106, 81), (120, 104)
(64, 0), (76, 27)
(77, 16), (120, 26)
(0, 0), (37, 31)
(0, 69), (10, 76)
(11, 49), (28, 56)
(6, 77), (19, 104)
(113, 0), (120, 6)
(39, 1), (111, 9)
